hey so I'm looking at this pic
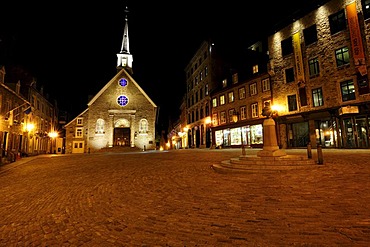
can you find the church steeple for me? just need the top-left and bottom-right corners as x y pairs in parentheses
(117, 6), (133, 74)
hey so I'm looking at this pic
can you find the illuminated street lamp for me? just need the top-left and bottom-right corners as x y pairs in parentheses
(48, 131), (58, 154)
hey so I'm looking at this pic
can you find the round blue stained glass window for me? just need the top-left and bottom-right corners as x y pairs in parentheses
(118, 78), (128, 87)
(117, 95), (129, 106)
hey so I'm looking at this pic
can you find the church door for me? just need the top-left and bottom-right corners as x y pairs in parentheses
(114, 128), (130, 147)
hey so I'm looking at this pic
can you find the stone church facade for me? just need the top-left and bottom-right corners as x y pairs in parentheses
(64, 7), (157, 153)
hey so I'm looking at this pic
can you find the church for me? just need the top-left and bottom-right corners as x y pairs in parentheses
(64, 7), (157, 153)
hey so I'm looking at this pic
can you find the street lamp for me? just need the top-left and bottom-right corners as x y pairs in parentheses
(48, 131), (58, 154)
(233, 111), (246, 156)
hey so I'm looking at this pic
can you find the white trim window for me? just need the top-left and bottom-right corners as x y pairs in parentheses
(251, 103), (258, 118)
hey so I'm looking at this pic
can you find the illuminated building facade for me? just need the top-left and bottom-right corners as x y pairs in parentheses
(0, 66), (59, 163)
(269, 0), (370, 148)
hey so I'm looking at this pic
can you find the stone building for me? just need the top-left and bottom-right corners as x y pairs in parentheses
(64, 7), (157, 153)
(268, 0), (370, 148)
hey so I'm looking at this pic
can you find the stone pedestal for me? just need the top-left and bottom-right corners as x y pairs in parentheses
(257, 118), (286, 157)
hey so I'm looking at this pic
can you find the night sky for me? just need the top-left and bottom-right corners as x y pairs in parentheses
(1, 1), (323, 129)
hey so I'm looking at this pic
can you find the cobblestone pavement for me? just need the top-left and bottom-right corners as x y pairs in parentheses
(0, 148), (369, 246)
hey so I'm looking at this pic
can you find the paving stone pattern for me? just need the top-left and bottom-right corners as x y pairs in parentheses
(0, 149), (369, 246)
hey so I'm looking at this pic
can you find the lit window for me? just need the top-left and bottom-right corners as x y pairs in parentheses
(212, 113), (218, 126)
(96, 118), (105, 134)
(341, 80), (356, 101)
(240, 106), (246, 120)
(220, 95), (225, 105)
(309, 58), (320, 77)
(139, 119), (148, 133)
(117, 95), (129, 106)
(262, 78), (270, 92)
(250, 83), (257, 96)
(252, 64), (259, 74)
(118, 78), (128, 87)
(222, 79), (227, 88)
(312, 88), (324, 107)
(335, 47), (350, 67)
(220, 111), (226, 124)
(228, 91), (234, 103)
(232, 73), (238, 84)
(212, 98), (217, 107)
(251, 103), (258, 118)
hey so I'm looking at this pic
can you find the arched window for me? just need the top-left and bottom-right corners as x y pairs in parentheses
(96, 118), (105, 134)
(139, 119), (148, 133)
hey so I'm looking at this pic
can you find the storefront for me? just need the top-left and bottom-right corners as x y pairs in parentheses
(214, 123), (263, 148)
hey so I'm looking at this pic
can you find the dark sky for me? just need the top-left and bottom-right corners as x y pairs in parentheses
(1, 1), (321, 129)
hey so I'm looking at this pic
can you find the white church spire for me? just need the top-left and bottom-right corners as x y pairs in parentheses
(117, 6), (133, 74)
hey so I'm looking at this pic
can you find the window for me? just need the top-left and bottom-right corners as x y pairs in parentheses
(95, 118), (105, 134)
(212, 97), (217, 107)
(335, 47), (350, 67)
(281, 36), (293, 56)
(77, 118), (83, 126)
(139, 119), (148, 133)
(285, 67), (295, 83)
(363, 0), (370, 20)
(200, 71), (203, 81)
(240, 106), (247, 120)
(308, 57), (320, 77)
(341, 80), (356, 101)
(212, 113), (218, 126)
(117, 95), (129, 106)
(299, 87), (308, 106)
(228, 91), (234, 103)
(76, 127), (83, 138)
(232, 73), (238, 84)
(252, 65), (259, 74)
(250, 83), (257, 96)
(205, 66), (208, 77)
(228, 109), (235, 123)
(262, 78), (270, 92)
(251, 103), (258, 118)
(220, 95), (225, 105)
(312, 88), (324, 107)
(329, 9), (346, 35)
(205, 84), (209, 95)
(220, 111), (226, 124)
(287, 95), (298, 111)
(239, 87), (246, 99)
(118, 78), (128, 87)
(303, 24), (317, 46)
(222, 79), (227, 88)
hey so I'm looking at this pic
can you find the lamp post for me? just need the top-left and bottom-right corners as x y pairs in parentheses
(48, 131), (58, 154)
(233, 111), (246, 156)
